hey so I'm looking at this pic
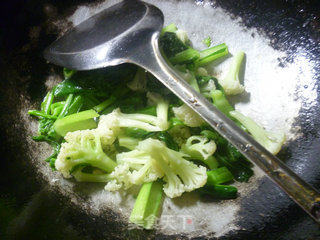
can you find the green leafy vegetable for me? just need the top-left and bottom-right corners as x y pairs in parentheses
(160, 23), (178, 35)
(159, 31), (188, 58)
(63, 68), (77, 79)
(28, 110), (58, 119)
(169, 48), (200, 65)
(41, 91), (54, 114)
(199, 184), (238, 199)
(206, 167), (234, 186)
(216, 153), (253, 182)
(124, 127), (151, 139)
(54, 64), (136, 98)
(53, 109), (99, 137)
(130, 181), (163, 229)
(202, 36), (212, 47)
(210, 90), (234, 118)
(196, 43), (228, 67)
(155, 131), (179, 151)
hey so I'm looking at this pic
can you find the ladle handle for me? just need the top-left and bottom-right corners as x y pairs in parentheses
(132, 33), (320, 224)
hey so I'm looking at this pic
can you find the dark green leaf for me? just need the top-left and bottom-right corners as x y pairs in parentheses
(199, 184), (238, 199)
(155, 132), (179, 151)
(159, 32), (188, 58)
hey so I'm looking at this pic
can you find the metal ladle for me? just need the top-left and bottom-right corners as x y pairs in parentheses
(44, 0), (320, 224)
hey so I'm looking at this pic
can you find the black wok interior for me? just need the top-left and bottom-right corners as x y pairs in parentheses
(0, 0), (319, 239)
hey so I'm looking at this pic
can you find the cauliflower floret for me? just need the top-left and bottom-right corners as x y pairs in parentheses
(105, 148), (162, 191)
(106, 138), (207, 198)
(96, 110), (121, 146)
(98, 92), (169, 134)
(99, 108), (164, 133)
(105, 164), (134, 191)
(127, 68), (147, 92)
(218, 51), (245, 95)
(55, 129), (117, 179)
(200, 79), (216, 98)
(181, 135), (217, 160)
(174, 66), (200, 92)
(197, 67), (209, 76)
(229, 110), (286, 154)
(168, 125), (191, 147)
(172, 104), (205, 127)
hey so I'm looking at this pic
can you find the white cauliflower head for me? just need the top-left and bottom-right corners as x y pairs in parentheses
(218, 51), (245, 95)
(97, 110), (121, 146)
(106, 138), (207, 198)
(168, 125), (191, 147)
(55, 129), (117, 178)
(172, 104), (205, 127)
(181, 135), (217, 160)
(127, 68), (147, 92)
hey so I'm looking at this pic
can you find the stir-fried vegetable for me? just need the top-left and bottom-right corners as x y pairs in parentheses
(28, 23), (285, 229)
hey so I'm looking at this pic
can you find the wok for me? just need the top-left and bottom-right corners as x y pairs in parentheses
(0, 0), (319, 239)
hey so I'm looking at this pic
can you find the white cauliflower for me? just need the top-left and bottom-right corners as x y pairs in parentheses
(174, 66), (200, 92)
(127, 68), (147, 92)
(168, 125), (191, 147)
(105, 138), (207, 198)
(97, 92), (169, 135)
(55, 129), (117, 179)
(200, 79), (216, 98)
(172, 104), (205, 127)
(96, 110), (121, 146)
(197, 67), (209, 76)
(229, 110), (286, 154)
(218, 51), (245, 95)
(98, 108), (166, 133)
(181, 135), (217, 160)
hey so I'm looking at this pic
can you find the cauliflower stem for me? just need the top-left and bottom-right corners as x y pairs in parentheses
(229, 110), (286, 155)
